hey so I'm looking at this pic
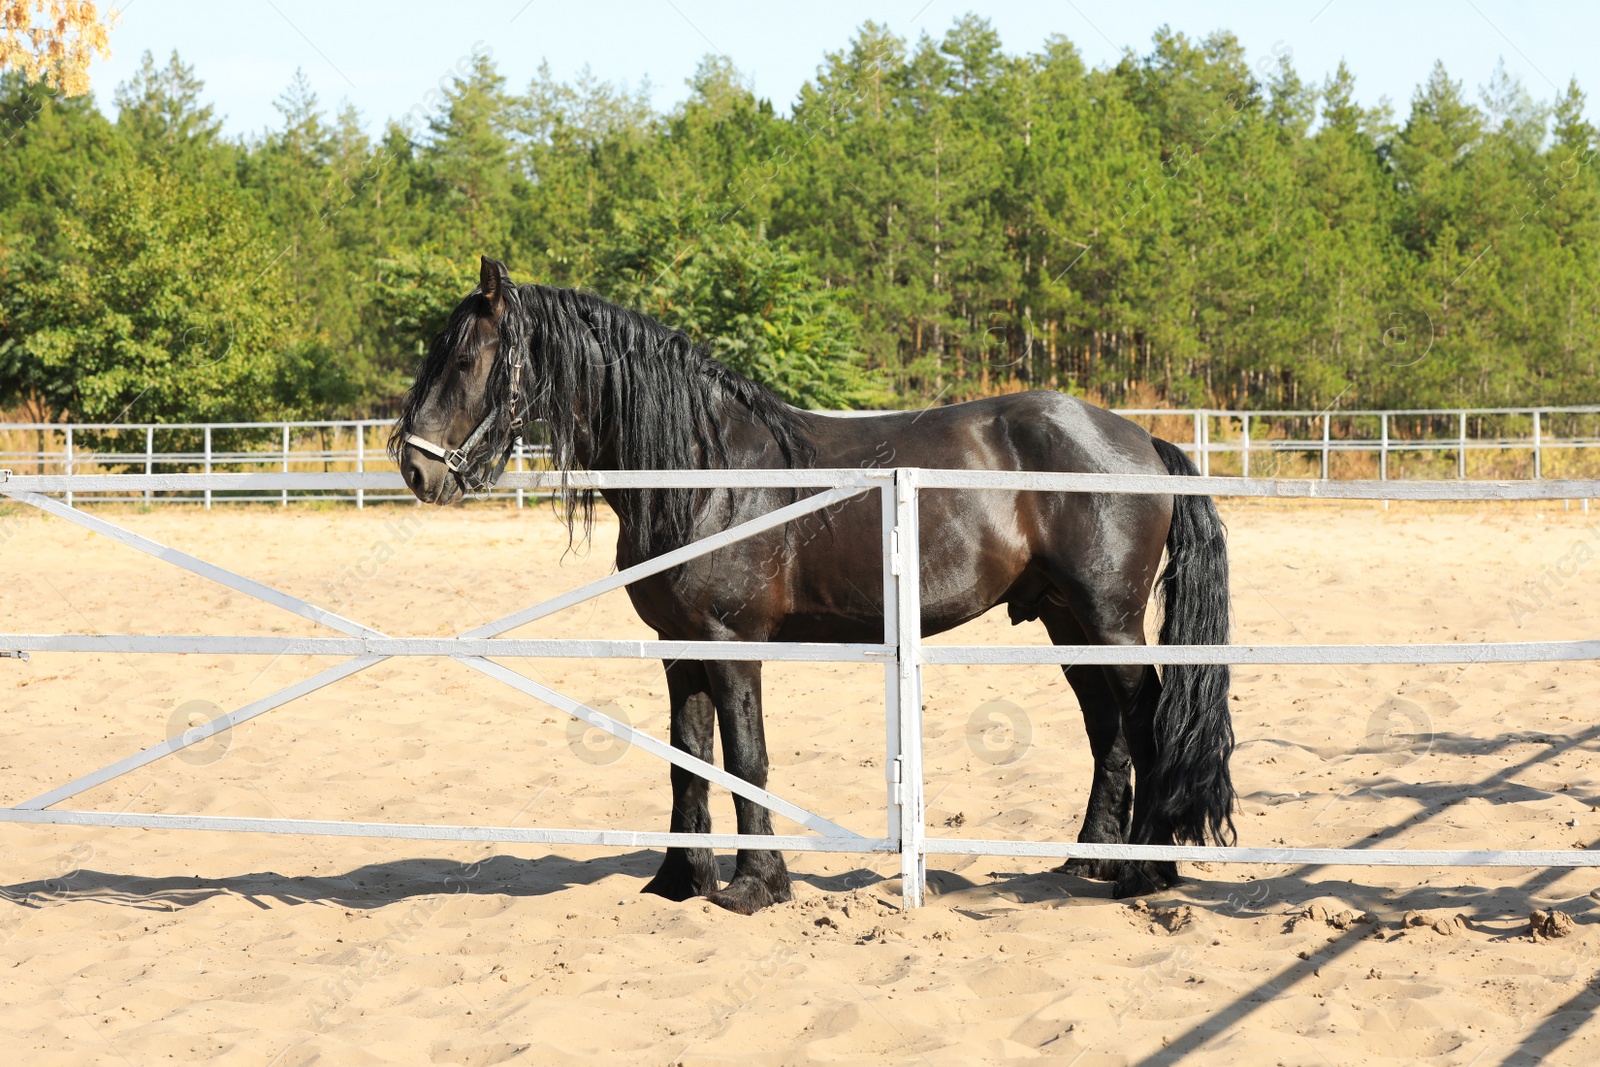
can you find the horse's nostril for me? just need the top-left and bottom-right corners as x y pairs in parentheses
(403, 458), (425, 494)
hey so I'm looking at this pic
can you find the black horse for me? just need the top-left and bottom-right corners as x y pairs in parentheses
(393, 257), (1235, 913)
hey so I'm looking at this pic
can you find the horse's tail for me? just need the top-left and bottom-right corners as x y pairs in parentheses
(1147, 436), (1236, 847)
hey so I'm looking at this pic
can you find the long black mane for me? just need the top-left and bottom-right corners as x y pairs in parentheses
(394, 283), (815, 556)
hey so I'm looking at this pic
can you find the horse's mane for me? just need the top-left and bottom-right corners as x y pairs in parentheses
(508, 284), (815, 555)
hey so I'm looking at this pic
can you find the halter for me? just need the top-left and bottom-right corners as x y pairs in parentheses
(403, 349), (524, 479)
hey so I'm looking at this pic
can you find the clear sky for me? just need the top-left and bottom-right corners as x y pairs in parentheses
(86, 1), (1596, 138)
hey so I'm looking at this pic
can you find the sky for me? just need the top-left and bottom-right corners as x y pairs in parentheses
(84, 1), (1598, 138)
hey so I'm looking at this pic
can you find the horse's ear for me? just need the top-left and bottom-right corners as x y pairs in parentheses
(479, 256), (510, 310)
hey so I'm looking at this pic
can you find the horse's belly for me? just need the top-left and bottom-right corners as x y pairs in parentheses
(781, 489), (1030, 640)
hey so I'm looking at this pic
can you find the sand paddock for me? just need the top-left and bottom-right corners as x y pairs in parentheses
(2, 496), (1599, 1065)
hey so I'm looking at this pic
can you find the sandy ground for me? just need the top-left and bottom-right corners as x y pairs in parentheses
(2, 494), (1599, 1066)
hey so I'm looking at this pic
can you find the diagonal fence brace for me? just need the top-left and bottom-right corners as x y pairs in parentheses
(462, 656), (864, 841)
(460, 483), (870, 639)
(4, 483), (869, 846)
(3, 489), (382, 638)
(15, 656), (386, 810)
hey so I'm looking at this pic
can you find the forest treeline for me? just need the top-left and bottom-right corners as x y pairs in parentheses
(2, 16), (1598, 424)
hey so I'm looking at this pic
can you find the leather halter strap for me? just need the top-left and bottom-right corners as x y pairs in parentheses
(403, 349), (524, 477)
(404, 408), (496, 474)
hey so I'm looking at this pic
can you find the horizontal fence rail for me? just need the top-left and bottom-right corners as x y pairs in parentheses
(0, 809), (893, 854)
(6, 404), (1600, 507)
(0, 418), (550, 508)
(2, 466), (1599, 908)
(7, 635), (1600, 665)
(7, 469), (1600, 500)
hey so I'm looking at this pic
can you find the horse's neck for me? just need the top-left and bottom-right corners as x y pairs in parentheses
(585, 385), (752, 564)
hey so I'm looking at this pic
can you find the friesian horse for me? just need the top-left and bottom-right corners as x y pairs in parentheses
(393, 256), (1235, 913)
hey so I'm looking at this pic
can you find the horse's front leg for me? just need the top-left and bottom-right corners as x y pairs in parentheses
(641, 659), (721, 901)
(704, 660), (793, 915)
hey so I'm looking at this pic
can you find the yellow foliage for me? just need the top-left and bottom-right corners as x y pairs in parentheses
(0, 1), (115, 97)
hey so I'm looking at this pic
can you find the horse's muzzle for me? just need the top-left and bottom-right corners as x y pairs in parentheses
(401, 448), (460, 505)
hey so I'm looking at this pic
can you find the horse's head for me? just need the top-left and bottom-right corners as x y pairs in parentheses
(393, 256), (523, 505)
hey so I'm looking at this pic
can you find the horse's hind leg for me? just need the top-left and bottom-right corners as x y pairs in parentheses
(1061, 636), (1177, 897)
(1042, 605), (1133, 880)
(1105, 662), (1181, 898)
(642, 659), (721, 901)
(703, 660), (793, 915)
(1041, 569), (1179, 897)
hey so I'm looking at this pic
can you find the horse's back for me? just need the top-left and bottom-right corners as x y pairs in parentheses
(773, 392), (1172, 638)
(807, 391), (1166, 476)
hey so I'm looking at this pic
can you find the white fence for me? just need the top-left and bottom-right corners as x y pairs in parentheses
(4, 466), (1600, 908)
(0, 419), (548, 508)
(6, 404), (1600, 507)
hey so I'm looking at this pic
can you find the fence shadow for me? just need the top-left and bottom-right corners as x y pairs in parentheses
(0, 850), (662, 913)
(1121, 862), (1600, 1067)
(0, 851), (911, 913)
(1121, 720), (1600, 1066)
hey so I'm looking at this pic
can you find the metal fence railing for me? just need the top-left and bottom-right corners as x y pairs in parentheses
(5, 466), (1600, 910)
(4, 405), (1600, 507)
(0, 419), (551, 508)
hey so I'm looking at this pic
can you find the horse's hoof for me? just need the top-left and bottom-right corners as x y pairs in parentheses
(641, 860), (719, 902)
(1111, 860), (1181, 899)
(706, 874), (792, 915)
(1055, 858), (1119, 881)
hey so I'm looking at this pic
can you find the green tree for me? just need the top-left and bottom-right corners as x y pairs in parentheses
(365, 248), (481, 373)
(113, 50), (230, 174)
(8, 20), (1600, 424)
(4, 161), (351, 425)
(421, 52), (524, 255)
(598, 198), (883, 409)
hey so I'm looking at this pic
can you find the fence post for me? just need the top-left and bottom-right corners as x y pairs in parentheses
(515, 439), (525, 509)
(64, 425), (73, 509)
(1458, 411), (1467, 479)
(1533, 410), (1542, 479)
(1201, 412), (1210, 477)
(1240, 413), (1250, 478)
(880, 474), (902, 862)
(144, 426), (154, 505)
(890, 467), (925, 908)
(356, 423), (365, 509)
(281, 424), (290, 507)
(1321, 413), (1330, 480)
(203, 426), (212, 510)
(1379, 413), (1389, 509)
(1192, 410), (1202, 469)
(1379, 413), (1389, 480)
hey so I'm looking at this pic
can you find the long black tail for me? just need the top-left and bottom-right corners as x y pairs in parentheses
(1148, 436), (1236, 847)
